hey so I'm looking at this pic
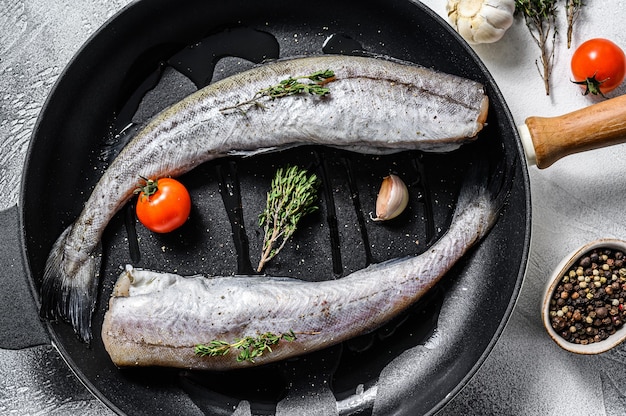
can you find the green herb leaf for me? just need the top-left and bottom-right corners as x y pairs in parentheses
(220, 70), (335, 113)
(194, 340), (231, 357)
(257, 165), (320, 272)
(195, 330), (298, 363)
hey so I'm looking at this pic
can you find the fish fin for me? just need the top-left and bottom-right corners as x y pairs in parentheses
(480, 142), (517, 218)
(39, 225), (101, 344)
(228, 144), (409, 159)
(330, 145), (405, 155)
(100, 123), (142, 164)
(452, 142), (516, 239)
(227, 146), (282, 157)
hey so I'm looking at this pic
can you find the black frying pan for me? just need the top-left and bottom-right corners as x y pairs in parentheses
(20, 0), (530, 415)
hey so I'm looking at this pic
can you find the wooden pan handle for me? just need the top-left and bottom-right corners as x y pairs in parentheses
(522, 94), (626, 169)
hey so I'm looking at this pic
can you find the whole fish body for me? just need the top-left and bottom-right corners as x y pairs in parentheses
(102, 168), (501, 370)
(40, 54), (489, 343)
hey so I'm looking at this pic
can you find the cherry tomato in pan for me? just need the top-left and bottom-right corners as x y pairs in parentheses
(135, 177), (191, 233)
(571, 38), (626, 96)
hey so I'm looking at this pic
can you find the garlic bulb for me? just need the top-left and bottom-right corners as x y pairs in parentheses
(371, 174), (409, 222)
(446, 0), (515, 44)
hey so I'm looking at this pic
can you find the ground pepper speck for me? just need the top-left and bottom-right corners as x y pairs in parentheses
(549, 248), (626, 345)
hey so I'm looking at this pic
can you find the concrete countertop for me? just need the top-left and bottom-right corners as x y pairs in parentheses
(2, 0), (626, 414)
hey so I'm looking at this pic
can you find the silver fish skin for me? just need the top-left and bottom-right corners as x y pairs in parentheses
(101, 168), (500, 371)
(40, 55), (489, 343)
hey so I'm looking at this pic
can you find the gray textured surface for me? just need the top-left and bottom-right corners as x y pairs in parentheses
(0, 0), (132, 209)
(0, 207), (48, 349)
(0, 345), (114, 415)
(2, 0), (626, 414)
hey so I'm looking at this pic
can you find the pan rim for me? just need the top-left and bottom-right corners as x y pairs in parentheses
(18, 0), (532, 414)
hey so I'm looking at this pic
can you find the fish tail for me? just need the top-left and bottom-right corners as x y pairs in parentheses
(452, 144), (517, 240)
(39, 225), (101, 344)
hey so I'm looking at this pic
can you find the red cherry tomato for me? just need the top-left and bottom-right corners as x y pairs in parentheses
(571, 38), (626, 96)
(135, 177), (191, 233)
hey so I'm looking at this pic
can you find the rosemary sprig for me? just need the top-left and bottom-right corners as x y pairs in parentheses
(565, 0), (583, 49)
(220, 69), (335, 113)
(195, 330), (297, 363)
(516, 0), (558, 95)
(257, 165), (320, 272)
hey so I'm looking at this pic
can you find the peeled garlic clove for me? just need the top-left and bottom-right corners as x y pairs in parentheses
(372, 174), (409, 222)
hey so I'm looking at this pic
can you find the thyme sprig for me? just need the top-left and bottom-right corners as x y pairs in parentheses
(565, 0), (583, 49)
(220, 70), (335, 113)
(257, 165), (320, 272)
(195, 330), (297, 363)
(516, 0), (558, 95)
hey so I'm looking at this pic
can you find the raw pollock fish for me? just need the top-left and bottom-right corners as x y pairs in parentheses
(102, 163), (504, 370)
(40, 54), (489, 343)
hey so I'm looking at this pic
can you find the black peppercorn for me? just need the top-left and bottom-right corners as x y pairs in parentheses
(549, 247), (626, 345)
(596, 306), (608, 318)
